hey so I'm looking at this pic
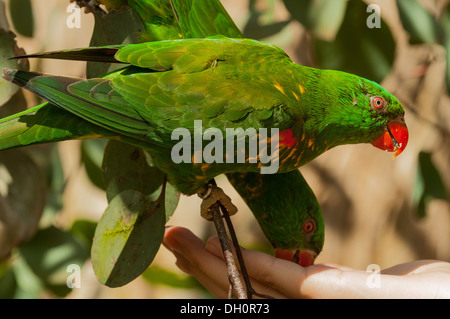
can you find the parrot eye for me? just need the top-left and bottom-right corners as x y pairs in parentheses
(302, 219), (316, 234)
(371, 96), (385, 110)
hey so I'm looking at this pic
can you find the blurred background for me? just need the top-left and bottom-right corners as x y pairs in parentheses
(0, 0), (449, 298)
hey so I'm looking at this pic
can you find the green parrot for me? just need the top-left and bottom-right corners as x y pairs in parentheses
(227, 170), (324, 267)
(1, 36), (409, 194)
(0, 0), (408, 268)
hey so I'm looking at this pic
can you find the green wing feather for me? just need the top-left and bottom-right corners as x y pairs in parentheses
(0, 0), (245, 151)
(2, 68), (166, 145)
(4, 37), (298, 145)
(110, 37), (296, 131)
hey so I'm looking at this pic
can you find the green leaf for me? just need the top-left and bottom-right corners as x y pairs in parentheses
(243, 0), (290, 40)
(8, 254), (45, 298)
(81, 139), (108, 190)
(102, 141), (180, 219)
(41, 145), (66, 220)
(0, 149), (46, 259)
(440, 4), (450, 93)
(412, 151), (448, 218)
(162, 173), (180, 221)
(70, 219), (98, 252)
(19, 226), (89, 297)
(102, 140), (164, 201)
(142, 266), (203, 289)
(283, 0), (347, 41)
(91, 189), (166, 287)
(0, 88), (27, 119)
(87, 6), (145, 78)
(0, 268), (17, 298)
(9, 0), (34, 38)
(0, 29), (29, 105)
(244, 19), (290, 41)
(313, 0), (395, 82)
(396, 0), (442, 44)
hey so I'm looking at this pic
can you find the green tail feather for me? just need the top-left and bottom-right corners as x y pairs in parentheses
(0, 102), (116, 151)
(2, 68), (156, 141)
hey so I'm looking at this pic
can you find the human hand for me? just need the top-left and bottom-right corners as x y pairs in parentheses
(163, 226), (450, 299)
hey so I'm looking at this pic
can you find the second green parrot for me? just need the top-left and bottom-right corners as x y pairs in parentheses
(227, 170), (324, 267)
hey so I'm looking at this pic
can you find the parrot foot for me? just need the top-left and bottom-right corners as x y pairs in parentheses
(198, 181), (238, 221)
(198, 179), (275, 299)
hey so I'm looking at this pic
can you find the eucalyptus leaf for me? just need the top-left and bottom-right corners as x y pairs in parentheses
(396, 0), (442, 44)
(0, 149), (46, 259)
(0, 0), (8, 31)
(441, 5), (450, 93)
(102, 140), (180, 219)
(313, 0), (395, 83)
(70, 219), (98, 252)
(0, 89), (27, 119)
(9, 0), (34, 38)
(91, 189), (166, 287)
(243, 0), (290, 40)
(283, 0), (347, 41)
(81, 139), (108, 190)
(0, 29), (29, 105)
(19, 226), (89, 296)
(163, 176), (180, 221)
(7, 255), (45, 298)
(87, 6), (144, 78)
(142, 266), (203, 289)
(41, 145), (66, 220)
(244, 19), (290, 40)
(102, 140), (165, 202)
(0, 268), (17, 298)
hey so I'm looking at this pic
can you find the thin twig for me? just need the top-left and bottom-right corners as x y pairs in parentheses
(220, 203), (275, 299)
(210, 202), (246, 299)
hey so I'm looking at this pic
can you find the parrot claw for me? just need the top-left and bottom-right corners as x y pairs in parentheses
(198, 181), (238, 220)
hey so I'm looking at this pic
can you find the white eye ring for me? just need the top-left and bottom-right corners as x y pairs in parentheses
(372, 96), (385, 109)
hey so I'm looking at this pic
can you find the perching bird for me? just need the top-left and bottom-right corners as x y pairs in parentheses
(227, 170), (324, 267)
(1, 36), (408, 195)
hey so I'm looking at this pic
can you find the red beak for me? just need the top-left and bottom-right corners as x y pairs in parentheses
(275, 248), (317, 267)
(371, 119), (408, 157)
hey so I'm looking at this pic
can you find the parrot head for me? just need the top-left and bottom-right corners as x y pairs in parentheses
(353, 77), (409, 157)
(304, 69), (409, 158)
(273, 215), (323, 267)
(344, 72), (408, 157)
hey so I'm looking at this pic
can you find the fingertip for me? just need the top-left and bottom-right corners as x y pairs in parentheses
(162, 226), (192, 253)
(205, 235), (222, 257)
